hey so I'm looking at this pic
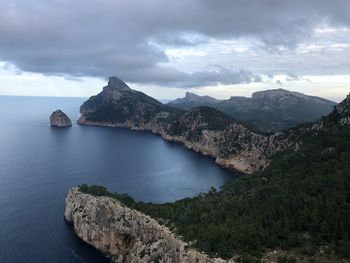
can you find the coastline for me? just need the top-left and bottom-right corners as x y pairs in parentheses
(77, 119), (249, 175)
(65, 187), (233, 263)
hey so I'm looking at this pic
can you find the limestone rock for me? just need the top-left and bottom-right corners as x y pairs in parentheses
(50, 110), (72, 127)
(65, 187), (233, 263)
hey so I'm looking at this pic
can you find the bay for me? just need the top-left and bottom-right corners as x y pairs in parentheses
(0, 96), (234, 263)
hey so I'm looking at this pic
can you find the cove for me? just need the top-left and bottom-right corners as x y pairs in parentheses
(0, 96), (235, 263)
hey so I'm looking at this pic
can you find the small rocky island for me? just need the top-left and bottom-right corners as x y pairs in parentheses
(50, 110), (72, 127)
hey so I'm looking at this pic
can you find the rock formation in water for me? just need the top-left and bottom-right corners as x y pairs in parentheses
(50, 110), (72, 127)
(65, 187), (232, 263)
(78, 77), (298, 174)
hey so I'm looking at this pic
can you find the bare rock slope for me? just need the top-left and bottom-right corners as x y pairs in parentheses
(65, 187), (232, 263)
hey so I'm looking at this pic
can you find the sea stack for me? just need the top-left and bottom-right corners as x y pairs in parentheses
(50, 110), (72, 127)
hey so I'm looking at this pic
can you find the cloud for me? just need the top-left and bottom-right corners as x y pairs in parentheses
(286, 73), (299, 81)
(115, 65), (261, 88)
(0, 0), (349, 87)
(148, 67), (262, 87)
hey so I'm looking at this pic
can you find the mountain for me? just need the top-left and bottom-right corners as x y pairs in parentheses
(73, 91), (350, 262)
(167, 89), (336, 132)
(169, 92), (219, 109)
(78, 77), (296, 174)
(79, 76), (180, 125)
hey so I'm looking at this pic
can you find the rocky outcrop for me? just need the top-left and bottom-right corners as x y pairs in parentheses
(169, 92), (218, 107)
(307, 93), (350, 131)
(78, 77), (296, 174)
(65, 187), (232, 263)
(335, 93), (350, 126)
(50, 110), (72, 127)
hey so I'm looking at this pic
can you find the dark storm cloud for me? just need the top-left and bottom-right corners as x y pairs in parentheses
(125, 67), (262, 87)
(0, 0), (349, 87)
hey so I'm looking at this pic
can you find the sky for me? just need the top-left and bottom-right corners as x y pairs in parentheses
(0, 0), (350, 102)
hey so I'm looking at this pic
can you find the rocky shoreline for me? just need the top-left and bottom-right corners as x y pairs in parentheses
(77, 117), (291, 174)
(65, 187), (233, 263)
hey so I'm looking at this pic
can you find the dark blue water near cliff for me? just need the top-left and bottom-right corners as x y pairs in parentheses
(0, 96), (234, 263)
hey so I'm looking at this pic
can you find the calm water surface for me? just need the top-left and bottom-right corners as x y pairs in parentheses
(0, 96), (234, 263)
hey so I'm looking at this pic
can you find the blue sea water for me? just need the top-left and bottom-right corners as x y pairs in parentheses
(0, 96), (234, 263)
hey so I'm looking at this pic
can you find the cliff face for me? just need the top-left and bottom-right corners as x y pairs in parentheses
(78, 77), (295, 174)
(65, 187), (231, 263)
(336, 94), (350, 125)
(50, 110), (72, 127)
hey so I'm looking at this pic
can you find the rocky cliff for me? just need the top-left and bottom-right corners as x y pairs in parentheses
(78, 77), (295, 174)
(50, 110), (72, 127)
(335, 93), (350, 125)
(65, 187), (232, 263)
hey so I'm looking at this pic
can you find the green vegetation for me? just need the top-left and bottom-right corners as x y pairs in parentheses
(79, 121), (350, 260)
(79, 184), (113, 197)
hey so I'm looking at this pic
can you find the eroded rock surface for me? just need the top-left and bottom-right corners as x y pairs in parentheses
(65, 187), (233, 263)
(50, 110), (72, 127)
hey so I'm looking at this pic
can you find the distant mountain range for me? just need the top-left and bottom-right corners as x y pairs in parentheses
(167, 89), (336, 132)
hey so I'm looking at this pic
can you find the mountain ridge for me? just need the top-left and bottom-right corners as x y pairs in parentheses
(171, 92), (219, 104)
(167, 88), (336, 132)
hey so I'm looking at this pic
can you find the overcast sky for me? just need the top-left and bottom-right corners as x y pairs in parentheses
(0, 0), (350, 101)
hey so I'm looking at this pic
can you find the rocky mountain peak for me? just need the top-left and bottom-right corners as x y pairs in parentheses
(171, 92), (218, 104)
(251, 88), (332, 104)
(252, 89), (304, 100)
(185, 92), (197, 98)
(185, 92), (206, 101)
(99, 77), (133, 102)
(106, 76), (130, 91)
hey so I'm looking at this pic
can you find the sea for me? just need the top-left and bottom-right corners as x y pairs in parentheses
(0, 96), (234, 263)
